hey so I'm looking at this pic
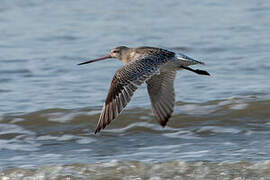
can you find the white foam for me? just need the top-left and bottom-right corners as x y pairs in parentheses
(0, 124), (35, 135)
(36, 135), (59, 140)
(2, 160), (270, 179)
(10, 118), (25, 123)
(102, 159), (119, 167)
(248, 160), (270, 170)
(39, 153), (63, 158)
(139, 144), (182, 151)
(230, 103), (248, 110)
(178, 104), (218, 115)
(163, 130), (202, 140)
(72, 149), (92, 152)
(196, 126), (241, 134)
(46, 112), (79, 123)
(37, 134), (78, 141)
(57, 134), (76, 141)
(0, 139), (40, 151)
(76, 137), (96, 144)
(218, 100), (232, 106)
(104, 122), (163, 133)
(9, 155), (27, 161)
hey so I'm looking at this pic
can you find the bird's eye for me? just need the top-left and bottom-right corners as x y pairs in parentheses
(113, 50), (119, 53)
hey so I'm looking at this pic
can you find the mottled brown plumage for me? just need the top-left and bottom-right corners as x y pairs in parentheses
(78, 46), (210, 133)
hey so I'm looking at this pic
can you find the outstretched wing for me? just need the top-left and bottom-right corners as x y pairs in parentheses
(95, 55), (170, 133)
(146, 70), (176, 127)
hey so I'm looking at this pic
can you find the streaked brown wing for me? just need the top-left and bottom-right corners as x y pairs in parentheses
(146, 70), (176, 127)
(95, 56), (164, 133)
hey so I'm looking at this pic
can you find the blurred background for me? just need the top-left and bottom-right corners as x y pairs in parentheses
(0, 0), (270, 179)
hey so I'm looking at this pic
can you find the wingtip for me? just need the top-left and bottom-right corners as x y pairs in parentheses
(159, 115), (170, 127)
(161, 123), (167, 128)
(94, 127), (100, 134)
(196, 69), (210, 76)
(176, 54), (206, 65)
(195, 60), (205, 65)
(94, 123), (106, 134)
(199, 61), (205, 65)
(203, 70), (211, 76)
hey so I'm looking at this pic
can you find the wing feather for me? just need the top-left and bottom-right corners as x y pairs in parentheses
(94, 55), (170, 133)
(146, 70), (176, 127)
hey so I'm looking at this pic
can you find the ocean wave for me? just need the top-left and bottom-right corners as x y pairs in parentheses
(1, 97), (269, 134)
(0, 97), (269, 169)
(1, 160), (270, 179)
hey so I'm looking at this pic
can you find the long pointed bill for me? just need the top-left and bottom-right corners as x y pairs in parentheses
(78, 54), (112, 65)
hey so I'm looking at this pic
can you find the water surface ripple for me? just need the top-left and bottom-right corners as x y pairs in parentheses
(0, 0), (270, 179)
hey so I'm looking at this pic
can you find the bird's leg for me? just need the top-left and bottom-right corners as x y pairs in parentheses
(180, 65), (210, 76)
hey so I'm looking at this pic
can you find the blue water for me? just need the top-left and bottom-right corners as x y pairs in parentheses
(1, 0), (269, 113)
(0, 1), (270, 178)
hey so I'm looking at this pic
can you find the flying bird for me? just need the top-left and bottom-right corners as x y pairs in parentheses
(78, 46), (210, 133)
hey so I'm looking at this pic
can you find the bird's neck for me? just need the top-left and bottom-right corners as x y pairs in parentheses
(120, 48), (142, 64)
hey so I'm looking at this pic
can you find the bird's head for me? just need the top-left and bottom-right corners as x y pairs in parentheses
(78, 46), (129, 65)
(110, 46), (128, 58)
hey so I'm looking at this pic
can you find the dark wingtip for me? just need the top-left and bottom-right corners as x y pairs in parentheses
(161, 122), (167, 127)
(195, 69), (210, 76)
(160, 115), (171, 127)
(94, 127), (100, 134)
(197, 60), (205, 65)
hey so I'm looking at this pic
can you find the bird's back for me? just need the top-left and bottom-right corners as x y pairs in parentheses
(134, 46), (175, 58)
(122, 46), (175, 64)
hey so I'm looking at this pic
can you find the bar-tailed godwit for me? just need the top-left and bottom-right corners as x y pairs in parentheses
(78, 46), (210, 133)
